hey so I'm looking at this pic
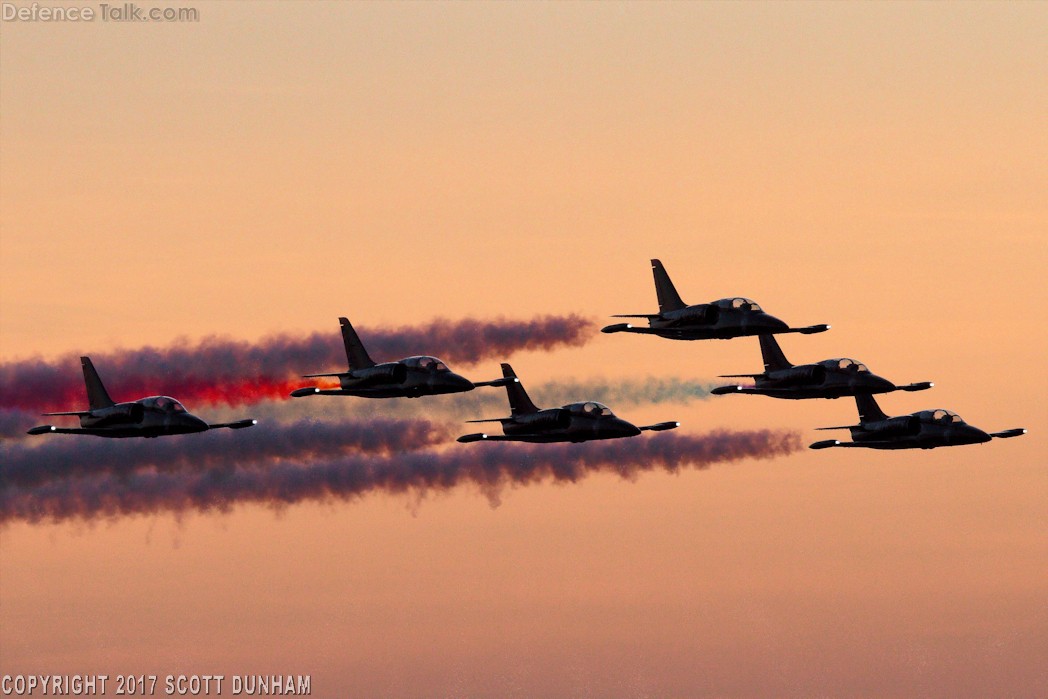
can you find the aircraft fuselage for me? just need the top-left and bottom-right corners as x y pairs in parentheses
(499, 409), (642, 443)
(43, 398), (210, 438)
(294, 361), (475, 399)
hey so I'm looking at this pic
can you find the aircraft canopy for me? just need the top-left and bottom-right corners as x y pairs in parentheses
(572, 402), (614, 417)
(731, 297), (761, 311)
(146, 396), (187, 412)
(406, 356), (450, 371)
(836, 359), (870, 373)
(932, 409), (963, 424)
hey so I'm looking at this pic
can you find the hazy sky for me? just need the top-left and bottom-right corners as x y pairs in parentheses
(1, 2), (1046, 696)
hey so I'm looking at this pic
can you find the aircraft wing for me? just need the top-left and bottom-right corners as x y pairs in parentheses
(785, 324), (831, 335)
(600, 323), (671, 335)
(207, 419), (258, 430)
(472, 377), (518, 388)
(638, 421), (680, 432)
(26, 425), (94, 436)
(990, 428), (1027, 439)
(457, 433), (522, 443)
(810, 439), (898, 449)
(897, 382), (934, 392)
(809, 439), (879, 449)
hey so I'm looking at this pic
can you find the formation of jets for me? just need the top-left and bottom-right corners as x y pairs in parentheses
(26, 258), (1025, 451)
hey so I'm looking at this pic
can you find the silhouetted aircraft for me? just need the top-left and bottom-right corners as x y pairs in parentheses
(601, 259), (829, 340)
(712, 334), (933, 399)
(809, 394), (1026, 450)
(457, 363), (679, 443)
(291, 317), (481, 399)
(27, 357), (257, 438)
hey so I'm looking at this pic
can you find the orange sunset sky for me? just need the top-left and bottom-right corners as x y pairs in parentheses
(1, 2), (1046, 697)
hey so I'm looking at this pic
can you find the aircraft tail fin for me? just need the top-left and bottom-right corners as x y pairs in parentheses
(500, 363), (539, 415)
(759, 334), (792, 372)
(339, 317), (376, 370)
(855, 393), (888, 424)
(650, 259), (686, 313)
(80, 357), (115, 410)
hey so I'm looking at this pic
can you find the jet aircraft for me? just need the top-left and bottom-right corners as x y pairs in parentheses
(27, 357), (257, 438)
(601, 259), (829, 340)
(809, 394), (1026, 450)
(457, 363), (679, 443)
(712, 334), (933, 399)
(291, 317), (484, 399)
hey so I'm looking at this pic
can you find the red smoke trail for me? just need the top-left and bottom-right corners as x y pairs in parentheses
(0, 314), (594, 413)
(0, 430), (802, 525)
(1, 418), (450, 489)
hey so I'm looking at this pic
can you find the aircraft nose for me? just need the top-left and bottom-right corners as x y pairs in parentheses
(759, 313), (790, 331)
(185, 415), (210, 433)
(614, 418), (642, 437)
(865, 374), (897, 392)
(967, 426), (992, 444)
(450, 373), (475, 391)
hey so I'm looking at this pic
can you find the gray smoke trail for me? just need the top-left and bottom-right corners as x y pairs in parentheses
(230, 377), (716, 425)
(0, 418), (450, 489)
(0, 430), (802, 525)
(0, 314), (595, 412)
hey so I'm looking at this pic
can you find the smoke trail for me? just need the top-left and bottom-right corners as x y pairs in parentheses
(219, 377), (717, 426)
(0, 418), (450, 489)
(0, 315), (594, 412)
(0, 430), (801, 524)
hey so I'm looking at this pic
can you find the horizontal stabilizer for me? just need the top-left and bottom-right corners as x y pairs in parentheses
(792, 324), (831, 335)
(897, 381), (934, 392)
(41, 410), (91, 417)
(809, 439), (841, 449)
(639, 421), (680, 432)
(302, 372), (350, 379)
(208, 419), (258, 430)
(465, 418), (509, 424)
(711, 385), (744, 395)
(717, 374), (763, 379)
(611, 314), (660, 319)
(27, 425), (57, 435)
(990, 428), (1027, 439)
(290, 387), (321, 398)
(814, 424), (859, 431)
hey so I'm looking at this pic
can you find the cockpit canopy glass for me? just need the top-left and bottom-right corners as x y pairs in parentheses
(151, 396), (186, 413)
(409, 356), (450, 372)
(579, 402), (614, 417)
(731, 297), (761, 312)
(931, 409), (963, 424)
(836, 359), (870, 373)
